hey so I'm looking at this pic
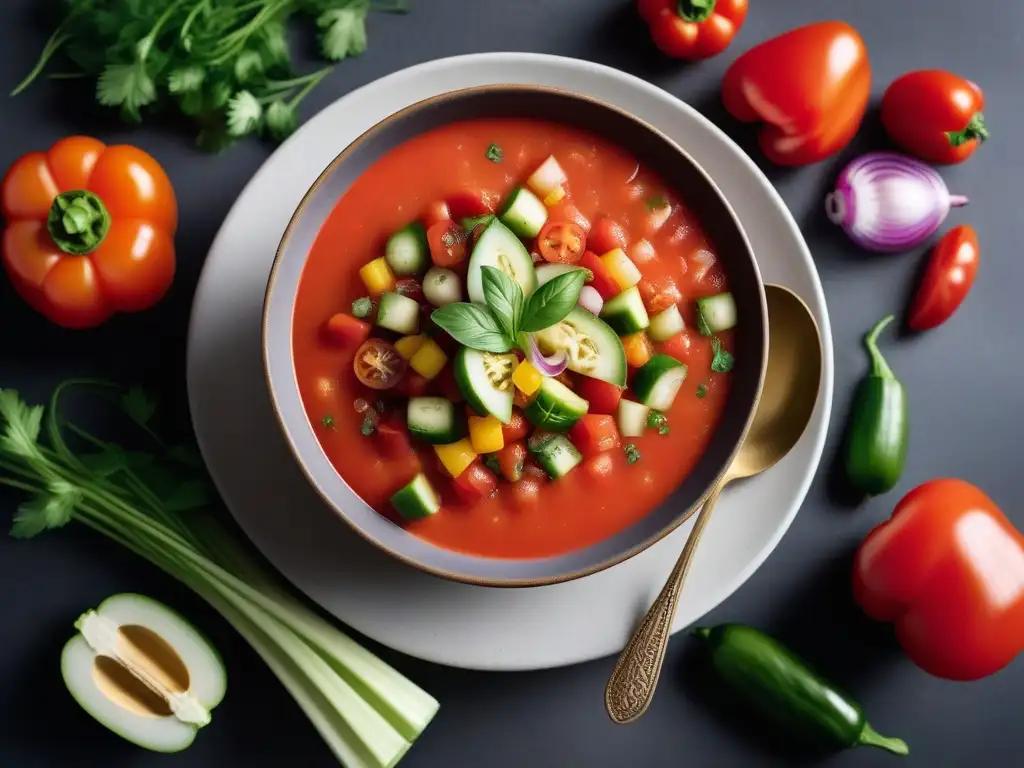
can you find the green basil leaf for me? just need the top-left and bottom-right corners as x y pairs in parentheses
(520, 269), (585, 333)
(481, 266), (524, 340)
(430, 303), (513, 353)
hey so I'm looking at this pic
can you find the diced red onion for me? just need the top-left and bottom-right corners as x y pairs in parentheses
(526, 335), (568, 377)
(577, 286), (604, 315)
(825, 152), (968, 253)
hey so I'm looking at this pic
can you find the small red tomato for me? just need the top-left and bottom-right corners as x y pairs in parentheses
(638, 276), (682, 315)
(502, 409), (530, 443)
(660, 331), (692, 361)
(452, 461), (498, 504)
(325, 313), (371, 348)
(537, 220), (586, 264)
(495, 441), (527, 482)
(569, 415), (622, 457)
(588, 216), (628, 255)
(882, 70), (988, 165)
(353, 339), (407, 389)
(908, 225), (979, 331)
(395, 277), (424, 303)
(427, 221), (468, 267)
(575, 377), (624, 414)
(446, 189), (496, 219)
(422, 200), (451, 229)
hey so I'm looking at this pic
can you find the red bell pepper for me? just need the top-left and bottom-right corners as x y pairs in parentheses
(853, 479), (1024, 681)
(375, 418), (414, 460)
(722, 21), (871, 166)
(451, 461), (498, 504)
(638, 0), (748, 61)
(579, 250), (620, 301)
(569, 415), (621, 458)
(575, 377), (624, 415)
(325, 313), (371, 347)
(502, 409), (530, 443)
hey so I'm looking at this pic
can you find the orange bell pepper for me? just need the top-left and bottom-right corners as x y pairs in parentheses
(853, 479), (1024, 681)
(2, 136), (177, 329)
(721, 21), (871, 166)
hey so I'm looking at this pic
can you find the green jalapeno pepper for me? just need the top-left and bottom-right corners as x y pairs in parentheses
(844, 314), (908, 495)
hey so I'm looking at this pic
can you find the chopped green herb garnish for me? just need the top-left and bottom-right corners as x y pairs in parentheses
(646, 194), (668, 211)
(696, 384), (707, 399)
(697, 306), (712, 337)
(360, 415), (376, 436)
(486, 143), (503, 163)
(646, 411), (667, 431)
(711, 337), (734, 373)
(321, 415), (336, 430)
(624, 444), (641, 464)
(351, 297), (373, 318)
(483, 455), (501, 474)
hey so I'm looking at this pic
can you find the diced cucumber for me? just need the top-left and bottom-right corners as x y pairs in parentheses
(466, 219), (538, 304)
(390, 473), (440, 520)
(375, 291), (420, 335)
(616, 399), (650, 438)
(453, 347), (516, 424)
(528, 434), (582, 479)
(524, 377), (589, 432)
(535, 263), (588, 287)
(384, 223), (429, 276)
(499, 186), (548, 239)
(422, 267), (462, 306)
(600, 286), (649, 335)
(696, 292), (737, 335)
(533, 307), (627, 387)
(461, 214), (495, 232)
(632, 354), (688, 411)
(526, 155), (568, 199)
(407, 397), (464, 444)
(648, 304), (685, 342)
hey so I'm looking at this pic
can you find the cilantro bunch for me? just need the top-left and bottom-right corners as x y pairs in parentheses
(12, 0), (408, 151)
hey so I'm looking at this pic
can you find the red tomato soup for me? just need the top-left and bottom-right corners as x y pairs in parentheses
(292, 118), (736, 559)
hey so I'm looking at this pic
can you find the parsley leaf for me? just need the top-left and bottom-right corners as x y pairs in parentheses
(321, 415), (337, 429)
(164, 480), (211, 513)
(121, 387), (157, 429)
(318, 5), (369, 61)
(711, 337), (734, 373)
(696, 383), (707, 398)
(227, 90), (263, 137)
(168, 65), (205, 95)
(97, 61), (157, 122)
(234, 50), (266, 84)
(360, 414), (376, 436)
(624, 444), (641, 464)
(10, 480), (81, 539)
(646, 410), (669, 435)
(0, 389), (43, 458)
(486, 143), (503, 163)
(265, 101), (299, 142)
(351, 297), (374, 318)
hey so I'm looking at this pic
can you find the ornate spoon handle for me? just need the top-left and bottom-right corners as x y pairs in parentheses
(604, 484), (724, 723)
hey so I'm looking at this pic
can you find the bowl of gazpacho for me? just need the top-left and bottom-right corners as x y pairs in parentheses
(263, 86), (768, 586)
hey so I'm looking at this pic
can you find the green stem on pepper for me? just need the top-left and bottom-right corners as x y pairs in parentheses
(46, 191), (112, 255)
(677, 0), (717, 22)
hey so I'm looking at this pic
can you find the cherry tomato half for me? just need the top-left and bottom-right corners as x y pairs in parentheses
(427, 221), (468, 267)
(395, 277), (424, 303)
(908, 225), (979, 331)
(353, 339), (408, 390)
(537, 221), (586, 264)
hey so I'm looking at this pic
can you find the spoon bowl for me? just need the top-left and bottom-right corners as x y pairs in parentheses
(604, 283), (823, 724)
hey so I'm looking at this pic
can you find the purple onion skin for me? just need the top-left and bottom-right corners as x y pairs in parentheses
(825, 152), (968, 253)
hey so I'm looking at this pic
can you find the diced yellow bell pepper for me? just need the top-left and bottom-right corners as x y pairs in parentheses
(435, 439), (477, 478)
(395, 334), (427, 360)
(468, 414), (505, 454)
(409, 338), (447, 380)
(511, 360), (543, 396)
(600, 248), (642, 291)
(543, 186), (566, 206)
(359, 257), (396, 296)
(622, 331), (653, 368)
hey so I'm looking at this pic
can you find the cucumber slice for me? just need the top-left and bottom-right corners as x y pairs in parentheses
(62, 593), (226, 753)
(696, 292), (737, 335)
(633, 354), (688, 411)
(422, 267), (462, 306)
(499, 186), (548, 239)
(533, 307), (627, 387)
(384, 223), (429, 276)
(407, 397), (464, 444)
(600, 285), (650, 335)
(616, 399), (650, 438)
(535, 263), (588, 287)
(453, 347), (516, 424)
(524, 377), (589, 432)
(390, 473), (441, 520)
(648, 304), (685, 341)
(466, 219), (538, 304)
(376, 291), (420, 335)
(528, 434), (582, 479)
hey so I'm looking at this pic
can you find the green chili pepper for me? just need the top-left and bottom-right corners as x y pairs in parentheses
(694, 624), (909, 756)
(844, 314), (908, 495)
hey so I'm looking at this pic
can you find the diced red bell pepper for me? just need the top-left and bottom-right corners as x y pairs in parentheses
(569, 415), (622, 458)
(579, 251), (620, 301)
(422, 200), (451, 229)
(575, 377), (623, 414)
(451, 461), (498, 504)
(495, 441), (527, 482)
(502, 409), (530, 443)
(589, 216), (629, 254)
(659, 331), (692, 361)
(447, 189), (497, 219)
(325, 313), (371, 347)
(638, 275), (682, 315)
(394, 371), (431, 397)
(376, 418), (413, 459)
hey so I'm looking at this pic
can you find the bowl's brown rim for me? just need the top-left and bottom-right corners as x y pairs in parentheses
(261, 83), (769, 588)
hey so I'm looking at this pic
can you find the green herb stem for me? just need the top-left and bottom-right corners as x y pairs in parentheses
(9, 28), (71, 96)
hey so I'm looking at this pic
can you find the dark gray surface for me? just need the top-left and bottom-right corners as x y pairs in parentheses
(0, 1), (1020, 765)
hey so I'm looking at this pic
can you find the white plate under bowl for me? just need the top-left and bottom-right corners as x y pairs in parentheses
(186, 53), (834, 671)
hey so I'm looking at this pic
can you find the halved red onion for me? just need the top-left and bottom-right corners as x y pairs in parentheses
(825, 152), (968, 253)
(578, 285), (604, 315)
(526, 335), (568, 377)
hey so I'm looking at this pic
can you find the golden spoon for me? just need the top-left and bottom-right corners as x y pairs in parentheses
(605, 283), (823, 724)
